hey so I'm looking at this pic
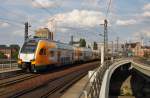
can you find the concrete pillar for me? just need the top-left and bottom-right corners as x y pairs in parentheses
(101, 45), (104, 66)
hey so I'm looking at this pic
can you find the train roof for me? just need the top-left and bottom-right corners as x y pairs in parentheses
(26, 38), (93, 51)
(26, 38), (73, 50)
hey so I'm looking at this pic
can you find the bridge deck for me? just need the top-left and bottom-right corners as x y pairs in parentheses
(110, 96), (135, 98)
(60, 74), (88, 98)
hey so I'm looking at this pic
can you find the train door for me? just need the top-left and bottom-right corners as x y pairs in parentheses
(57, 51), (61, 64)
(72, 51), (74, 61)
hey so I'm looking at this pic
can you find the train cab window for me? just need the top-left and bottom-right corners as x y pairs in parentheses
(39, 48), (46, 55)
(21, 42), (37, 53)
(50, 51), (55, 57)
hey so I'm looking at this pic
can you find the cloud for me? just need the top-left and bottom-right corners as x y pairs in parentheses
(142, 11), (150, 17)
(143, 3), (150, 10)
(47, 9), (104, 29)
(134, 30), (150, 38)
(142, 3), (150, 18)
(82, 0), (99, 6)
(12, 29), (24, 37)
(32, 0), (60, 8)
(0, 22), (9, 28)
(116, 19), (136, 26)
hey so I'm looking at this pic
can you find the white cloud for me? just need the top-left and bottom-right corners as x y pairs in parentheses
(143, 3), (150, 10)
(142, 3), (150, 18)
(134, 30), (150, 38)
(0, 22), (9, 28)
(58, 28), (69, 33)
(142, 31), (150, 37)
(47, 9), (104, 29)
(12, 29), (24, 37)
(32, 0), (59, 8)
(116, 19), (136, 26)
(82, 0), (99, 6)
(142, 11), (150, 17)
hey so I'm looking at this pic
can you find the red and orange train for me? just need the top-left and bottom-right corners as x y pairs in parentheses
(18, 38), (100, 72)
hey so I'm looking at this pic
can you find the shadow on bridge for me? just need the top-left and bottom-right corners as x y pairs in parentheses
(109, 63), (150, 98)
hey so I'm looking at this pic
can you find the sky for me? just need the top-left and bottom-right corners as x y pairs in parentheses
(0, 0), (149, 46)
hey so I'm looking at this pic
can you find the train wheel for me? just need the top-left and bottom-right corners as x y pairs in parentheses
(26, 68), (30, 72)
(33, 69), (37, 73)
(31, 65), (37, 73)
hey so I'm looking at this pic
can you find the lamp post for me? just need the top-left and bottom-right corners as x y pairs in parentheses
(100, 19), (108, 61)
(99, 33), (104, 65)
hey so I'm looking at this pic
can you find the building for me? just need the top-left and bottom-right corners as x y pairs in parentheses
(142, 46), (150, 57)
(0, 45), (19, 59)
(125, 42), (150, 57)
(35, 28), (54, 40)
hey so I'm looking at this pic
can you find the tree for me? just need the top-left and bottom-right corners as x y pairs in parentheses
(93, 41), (98, 50)
(12, 51), (19, 59)
(144, 51), (150, 58)
(10, 44), (20, 51)
(0, 52), (7, 59)
(10, 44), (20, 59)
(88, 45), (91, 49)
(79, 38), (86, 47)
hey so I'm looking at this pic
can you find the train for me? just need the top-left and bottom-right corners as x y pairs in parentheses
(18, 38), (100, 72)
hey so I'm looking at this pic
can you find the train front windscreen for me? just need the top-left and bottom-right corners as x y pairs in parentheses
(21, 41), (37, 53)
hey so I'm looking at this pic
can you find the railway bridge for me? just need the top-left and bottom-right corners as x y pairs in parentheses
(79, 58), (150, 98)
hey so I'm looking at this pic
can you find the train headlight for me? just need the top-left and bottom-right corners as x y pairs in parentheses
(31, 59), (36, 65)
(18, 59), (22, 64)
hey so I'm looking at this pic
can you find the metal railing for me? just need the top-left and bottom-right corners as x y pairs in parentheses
(78, 60), (113, 98)
(0, 59), (18, 71)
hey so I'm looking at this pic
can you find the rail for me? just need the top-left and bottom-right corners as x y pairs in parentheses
(78, 60), (113, 98)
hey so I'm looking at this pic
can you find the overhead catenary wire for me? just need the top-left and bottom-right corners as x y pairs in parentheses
(0, 6), (27, 19)
(32, 0), (52, 15)
(0, 20), (35, 39)
(0, 17), (24, 24)
(105, 0), (112, 18)
(0, 1), (48, 31)
(0, 20), (23, 28)
(0, 19), (35, 33)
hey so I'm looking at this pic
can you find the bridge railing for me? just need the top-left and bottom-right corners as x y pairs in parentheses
(0, 59), (18, 71)
(78, 60), (113, 98)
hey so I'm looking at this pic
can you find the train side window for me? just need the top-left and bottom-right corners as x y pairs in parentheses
(50, 51), (55, 57)
(39, 48), (46, 55)
(43, 49), (46, 55)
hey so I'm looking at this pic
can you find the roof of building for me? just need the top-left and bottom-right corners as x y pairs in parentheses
(142, 46), (150, 49)
(125, 42), (140, 48)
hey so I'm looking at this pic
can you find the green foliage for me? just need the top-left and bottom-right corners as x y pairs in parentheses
(79, 38), (86, 47)
(93, 41), (98, 50)
(144, 51), (150, 58)
(10, 44), (20, 59)
(12, 51), (19, 59)
(0, 52), (7, 59)
(88, 45), (91, 49)
(10, 44), (20, 51)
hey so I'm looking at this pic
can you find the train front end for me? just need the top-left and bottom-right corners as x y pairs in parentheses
(18, 40), (37, 72)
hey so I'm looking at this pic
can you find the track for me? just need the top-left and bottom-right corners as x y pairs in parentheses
(0, 68), (24, 80)
(0, 73), (40, 88)
(0, 72), (25, 80)
(1, 61), (99, 98)
(14, 69), (88, 98)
